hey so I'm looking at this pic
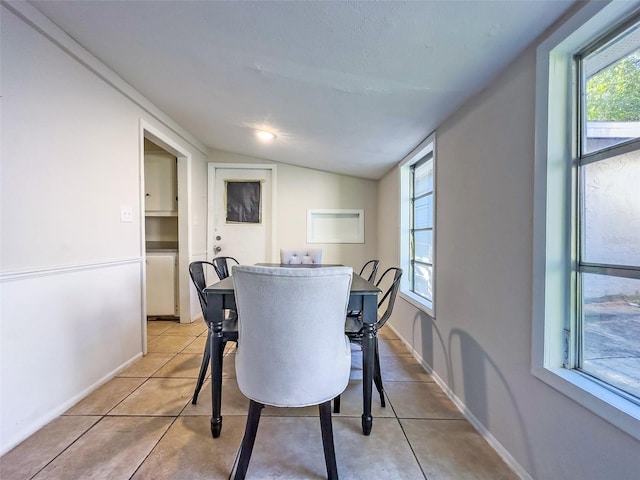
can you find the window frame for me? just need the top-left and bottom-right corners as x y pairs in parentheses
(533, 0), (640, 441)
(399, 133), (436, 316)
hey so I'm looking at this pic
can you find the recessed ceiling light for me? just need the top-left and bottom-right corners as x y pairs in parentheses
(255, 130), (276, 141)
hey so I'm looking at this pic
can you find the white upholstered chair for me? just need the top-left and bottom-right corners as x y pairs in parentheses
(280, 248), (323, 264)
(231, 265), (352, 480)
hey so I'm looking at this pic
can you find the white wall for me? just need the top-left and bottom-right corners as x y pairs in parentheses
(0, 4), (208, 453)
(379, 25), (640, 480)
(209, 150), (379, 271)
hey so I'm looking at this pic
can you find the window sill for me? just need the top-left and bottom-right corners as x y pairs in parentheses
(399, 290), (434, 318)
(532, 365), (640, 441)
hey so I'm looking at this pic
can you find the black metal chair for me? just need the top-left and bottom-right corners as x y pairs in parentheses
(348, 259), (380, 318)
(335, 267), (403, 413)
(189, 261), (238, 404)
(359, 259), (380, 283)
(212, 256), (239, 280)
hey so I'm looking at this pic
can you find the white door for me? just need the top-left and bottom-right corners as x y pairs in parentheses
(208, 165), (275, 266)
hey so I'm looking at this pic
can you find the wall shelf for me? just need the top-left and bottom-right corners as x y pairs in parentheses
(307, 209), (364, 244)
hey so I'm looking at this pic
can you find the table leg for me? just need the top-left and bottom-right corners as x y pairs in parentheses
(361, 295), (377, 436)
(209, 300), (225, 438)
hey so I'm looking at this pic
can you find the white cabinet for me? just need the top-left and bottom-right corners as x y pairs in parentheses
(144, 152), (178, 215)
(146, 252), (178, 317)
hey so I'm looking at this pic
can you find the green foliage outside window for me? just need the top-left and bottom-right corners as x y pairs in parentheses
(586, 52), (640, 122)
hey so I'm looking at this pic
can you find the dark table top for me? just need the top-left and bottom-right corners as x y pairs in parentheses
(256, 263), (344, 268)
(204, 271), (379, 295)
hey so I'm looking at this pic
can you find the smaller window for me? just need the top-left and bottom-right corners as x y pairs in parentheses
(410, 154), (434, 302)
(399, 133), (435, 315)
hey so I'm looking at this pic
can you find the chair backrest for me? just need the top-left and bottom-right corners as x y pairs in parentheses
(232, 265), (352, 407)
(375, 267), (403, 329)
(359, 259), (380, 283)
(212, 256), (239, 280)
(189, 261), (215, 316)
(279, 248), (322, 265)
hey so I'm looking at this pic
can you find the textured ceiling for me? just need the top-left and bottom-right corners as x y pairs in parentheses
(30, 0), (576, 179)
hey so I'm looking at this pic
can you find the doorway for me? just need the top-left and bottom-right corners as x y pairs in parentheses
(140, 125), (193, 354)
(144, 138), (179, 320)
(207, 164), (277, 266)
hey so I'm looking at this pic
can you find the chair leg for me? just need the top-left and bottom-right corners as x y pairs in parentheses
(333, 395), (341, 414)
(234, 400), (264, 480)
(191, 330), (212, 404)
(319, 400), (339, 480)
(373, 340), (385, 408)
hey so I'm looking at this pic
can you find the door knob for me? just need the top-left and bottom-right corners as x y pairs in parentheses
(214, 246), (222, 254)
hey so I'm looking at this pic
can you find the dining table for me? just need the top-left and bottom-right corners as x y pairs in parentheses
(202, 264), (381, 438)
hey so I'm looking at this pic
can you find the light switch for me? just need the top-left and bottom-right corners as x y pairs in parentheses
(120, 206), (133, 223)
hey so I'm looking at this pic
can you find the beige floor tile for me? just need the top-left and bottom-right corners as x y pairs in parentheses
(0, 416), (100, 480)
(109, 378), (193, 416)
(31, 416), (173, 480)
(146, 320), (177, 336)
(401, 419), (518, 480)
(385, 381), (464, 419)
(379, 354), (433, 382)
(131, 416), (245, 480)
(333, 380), (395, 418)
(147, 334), (198, 353)
(378, 326), (399, 340)
(237, 416), (425, 479)
(182, 335), (236, 354)
(232, 416), (333, 479)
(182, 335), (207, 354)
(222, 352), (237, 378)
(163, 321), (208, 336)
(378, 338), (413, 357)
(64, 378), (146, 415)
(152, 353), (205, 378)
(349, 350), (432, 382)
(118, 353), (176, 377)
(334, 417), (425, 479)
(182, 379), (250, 417)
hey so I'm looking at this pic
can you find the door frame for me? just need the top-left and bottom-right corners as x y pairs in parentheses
(140, 121), (194, 352)
(207, 163), (278, 263)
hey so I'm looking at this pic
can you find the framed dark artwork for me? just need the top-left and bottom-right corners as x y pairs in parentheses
(225, 180), (262, 224)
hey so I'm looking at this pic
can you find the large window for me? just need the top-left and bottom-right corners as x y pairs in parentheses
(533, 1), (640, 440)
(576, 18), (640, 401)
(400, 133), (435, 314)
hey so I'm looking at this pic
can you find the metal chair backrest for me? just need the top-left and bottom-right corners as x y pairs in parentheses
(375, 267), (403, 329)
(359, 259), (380, 283)
(212, 256), (239, 280)
(189, 261), (215, 316)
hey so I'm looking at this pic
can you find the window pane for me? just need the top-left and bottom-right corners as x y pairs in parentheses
(414, 230), (433, 264)
(413, 263), (432, 302)
(583, 22), (640, 154)
(582, 149), (640, 266)
(580, 273), (640, 399)
(414, 157), (433, 196)
(414, 194), (433, 229)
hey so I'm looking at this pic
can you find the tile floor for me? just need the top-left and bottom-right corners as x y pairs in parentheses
(1, 320), (518, 480)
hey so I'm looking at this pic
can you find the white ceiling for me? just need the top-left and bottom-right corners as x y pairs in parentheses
(31, 0), (576, 180)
